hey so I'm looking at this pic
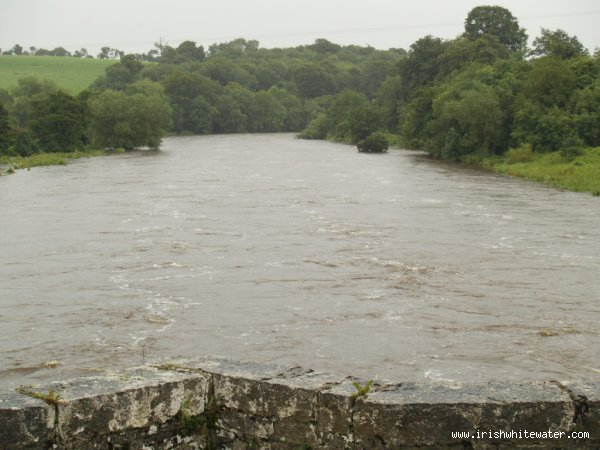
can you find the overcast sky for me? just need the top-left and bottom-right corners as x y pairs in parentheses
(1, 0), (599, 56)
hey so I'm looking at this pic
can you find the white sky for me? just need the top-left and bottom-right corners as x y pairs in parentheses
(1, 0), (599, 56)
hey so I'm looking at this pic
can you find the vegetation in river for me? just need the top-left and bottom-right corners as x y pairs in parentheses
(357, 132), (389, 153)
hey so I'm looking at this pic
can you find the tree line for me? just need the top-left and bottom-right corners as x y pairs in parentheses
(0, 37), (404, 156)
(301, 6), (600, 159)
(1, 44), (126, 59)
(1, 5), (598, 161)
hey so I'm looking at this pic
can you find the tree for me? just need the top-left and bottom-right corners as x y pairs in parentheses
(73, 48), (89, 58)
(189, 96), (217, 133)
(252, 60), (288, 90)
(49, 47), (71, 57)
(398, 36), (447, 99)
(9, 77), (60, 128)
(13, 130), (39, 156)
(298, 113), (330, 139)
(161, 70), (222, 132)
(30, 91), (86, 152)
(360, 53), (398, 98)
(126, 79), (166, 97)
(11, 44), (23, 55)
(376, 75), (403, 132)
(357, 132), (389, 153)
(92, 54), (143, 90)
(427, 80), (503, 158)
(175, 40), (205, 62)
(200, 57), (258, 88)
(88, 89), (172, 149)
(326, 90), (367, 140)
(464, 6), (527, 52)
(97, 47), (123, 59)
(213, 93), (246, 133)
(523, 57), (576, 108)
(293, 63), (337, 98)
(249, 91), (286, 132)
(571, 80), (600, 146)
(208, 38), (259, 58)
(399, 85), (438, 148)
(568, 56), (599, 89)
(512, 102), (573, 152)
(348, 103), (384, 144)
(159, 41), (206, 64)
(437, 35), (509, 77)
(0, 100), (11, 154)
(531, 28), (588, 59)
(267, 86), (310, 131)
(308, 38), (341, 55)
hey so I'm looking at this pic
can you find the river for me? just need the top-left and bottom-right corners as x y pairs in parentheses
(1, 133), (599, 388)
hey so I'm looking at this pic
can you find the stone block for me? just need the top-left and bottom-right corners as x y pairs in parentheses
(316, 380), (356, 448)
(0, 390), (54, 450)
(56, 367), (209, 441)
(561, 380), (600, 449)
(1, 359), (597, 450)
(353, 381), (573, 449)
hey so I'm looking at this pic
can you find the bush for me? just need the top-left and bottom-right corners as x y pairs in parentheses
(298, 113), (329, 139)
(505, 143), (534, 163)
(88, 89), (172, 149)
(13, 130), (39, 156)
(559, 135), (584, 161)
(357, 132), (389, 153)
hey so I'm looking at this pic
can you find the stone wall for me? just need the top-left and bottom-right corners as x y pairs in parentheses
(0, 358), (597, 449)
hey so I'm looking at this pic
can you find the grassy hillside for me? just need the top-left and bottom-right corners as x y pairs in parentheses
(0, 55), (115, 94)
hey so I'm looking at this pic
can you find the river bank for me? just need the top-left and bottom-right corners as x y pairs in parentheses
(315, 133), (600, 196)
(465, 146), (600, 196)
(4, 136), (599, 197)
(0, 148), (122, 175)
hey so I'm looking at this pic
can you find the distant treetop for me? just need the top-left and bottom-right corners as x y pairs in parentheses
(464, 5), (528, 52)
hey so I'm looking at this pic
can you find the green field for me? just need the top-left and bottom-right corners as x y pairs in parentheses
(0, 55), (115, 94)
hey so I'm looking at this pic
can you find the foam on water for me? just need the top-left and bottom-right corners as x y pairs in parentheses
(1, 134), (599, 388)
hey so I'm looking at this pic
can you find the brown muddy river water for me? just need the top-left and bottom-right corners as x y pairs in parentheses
(1, 134), (599, 388)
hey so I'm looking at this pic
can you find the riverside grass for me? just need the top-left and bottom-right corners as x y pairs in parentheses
(0, 149), (119, 174)
(471, 147), (600, 196)
(0, 55), (114, 94)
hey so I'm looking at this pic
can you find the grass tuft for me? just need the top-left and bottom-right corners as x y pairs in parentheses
(16, 386), (67, 407)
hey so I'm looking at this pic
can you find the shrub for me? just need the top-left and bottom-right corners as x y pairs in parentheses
(298, 113), (329, 139)
(357, 132), (389, 153)
(505, 143), (534, 163)
(559, 135), (584, 161)
(13, 130), (39, 156)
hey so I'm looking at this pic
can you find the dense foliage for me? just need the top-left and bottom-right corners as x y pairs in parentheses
(88, 80), (173, 149)
(1, 5), (598, 170)
(300, 5), (599, 163)
(1, 37), (404, 156)
(357, 132), (389, 153)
